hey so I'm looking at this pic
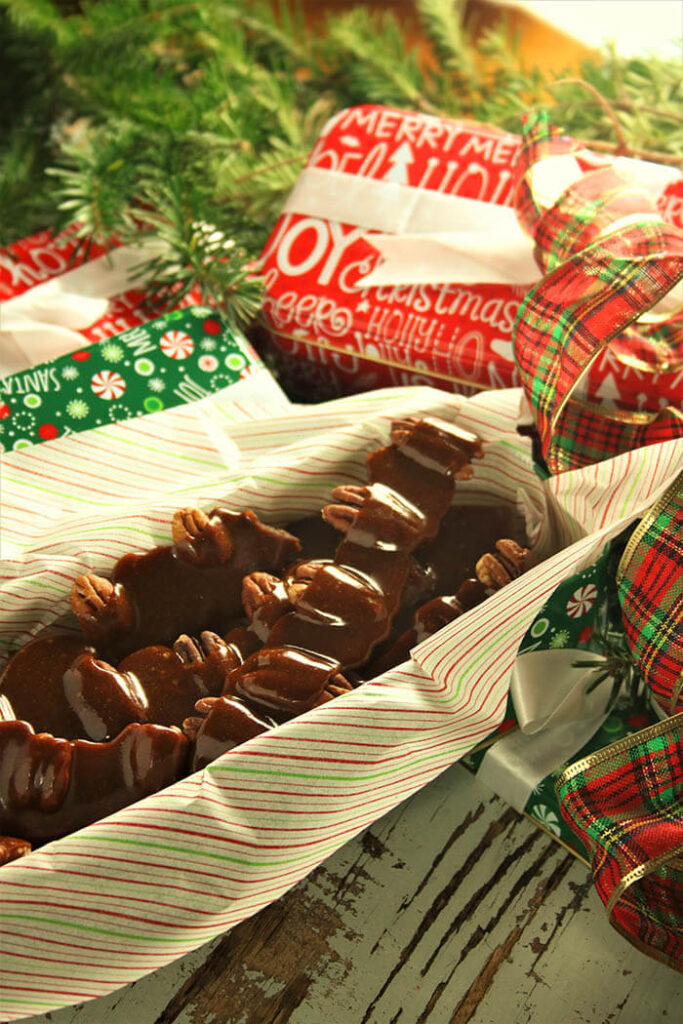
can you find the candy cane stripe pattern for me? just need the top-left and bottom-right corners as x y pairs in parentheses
(566, 583), (598, 618)
(90, 370), (126, 401)
(160, 330), (194, 359)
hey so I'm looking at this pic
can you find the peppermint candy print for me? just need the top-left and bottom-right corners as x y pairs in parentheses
(160, 330), (194, 359)
(91, 369), (126, 401)
(0, 308), (267, 449)
(566, 583), (598, 618)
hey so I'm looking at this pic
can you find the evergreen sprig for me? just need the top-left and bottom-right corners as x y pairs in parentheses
(1, 0), (681, 330)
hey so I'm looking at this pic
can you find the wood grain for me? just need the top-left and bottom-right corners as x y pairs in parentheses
(28, 765), (681, 1024)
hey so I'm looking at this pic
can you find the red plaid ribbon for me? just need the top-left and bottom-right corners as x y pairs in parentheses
(618, 473), (683, 716)
(512, 113), (683, 474)
(557, 714), (683, 971)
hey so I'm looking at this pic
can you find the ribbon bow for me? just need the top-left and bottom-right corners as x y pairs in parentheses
(512, 113), (683, 474)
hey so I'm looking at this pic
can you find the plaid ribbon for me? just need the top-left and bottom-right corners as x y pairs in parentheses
(512, 113), (683, 474)
(617, 473), (683, 716)
(556, 714), (683, 971)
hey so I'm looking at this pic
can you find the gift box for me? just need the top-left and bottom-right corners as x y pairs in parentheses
(0, 306), (285, 453)
(259, 104), (683, 407)
(0, 227), (202, 378)
(1, 379), (680, 1018)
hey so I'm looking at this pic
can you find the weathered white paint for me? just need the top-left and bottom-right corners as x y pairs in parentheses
(23, 766), (681, 1024)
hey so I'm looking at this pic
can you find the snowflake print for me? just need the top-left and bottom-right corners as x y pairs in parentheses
(148, 377), (166, 393)
(66, 398), (90, 420)
(91, 369), (126, 400)
(10, 409), (36, 432)
(529, 804), (562, 837)
(61, 365), (79, 381)
(107, 402), (133, 423)
(200, 338), (217, 352)
(160, 330), (194, 359)
(202, 372), (232, 390)
(190, 306), (213, 318)
(566, 583), (598, 618)
(100, 342), (124, 363)
(549, 629), (570, 649)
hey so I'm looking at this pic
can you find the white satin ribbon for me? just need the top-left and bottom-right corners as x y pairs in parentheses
(283, 158), (683, 291)
(477, 648), (610, 813)
(284, 166), (541, 287)
(0, 241), (168, 378)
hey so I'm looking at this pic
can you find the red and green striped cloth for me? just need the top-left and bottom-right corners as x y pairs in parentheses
(512, 112), (683, 474)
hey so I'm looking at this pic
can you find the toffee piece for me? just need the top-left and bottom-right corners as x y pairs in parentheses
(219, 417), (485, 711)
(70, 508), (301, 657)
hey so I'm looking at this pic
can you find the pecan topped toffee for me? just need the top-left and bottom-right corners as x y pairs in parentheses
(0, 416), (531, 854)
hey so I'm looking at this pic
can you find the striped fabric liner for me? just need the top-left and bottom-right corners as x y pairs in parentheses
(1, 385), (681, 1020)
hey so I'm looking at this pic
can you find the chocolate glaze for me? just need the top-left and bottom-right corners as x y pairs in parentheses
(72, 510), (301, 657)
(226, 647), (352, 718)
(0, 634), (97, 740)
(184, 696), (270, 771)
(0, 720), (188, 842)
(0, 419), (535, 851)
(365, 579), (488, 678)
(220, 418), (484, 713)
(118, 633), (240, 728)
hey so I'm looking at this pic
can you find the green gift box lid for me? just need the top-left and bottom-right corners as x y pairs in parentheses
(0, 307), (265, 451)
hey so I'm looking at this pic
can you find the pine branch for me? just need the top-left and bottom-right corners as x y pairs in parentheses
(1, 0), (681, 324)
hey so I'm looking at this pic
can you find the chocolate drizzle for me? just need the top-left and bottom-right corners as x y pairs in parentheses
(70, 509), (301, 657)
(218, 418), (485, 715)
(0, 416), (535, 852)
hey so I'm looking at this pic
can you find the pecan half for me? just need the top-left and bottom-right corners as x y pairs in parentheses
(173, 634), (204, 664)
(330, 485), (369, 508)
(0, 835), (31, 866)
(172, 507), (233, 566)
(494, 539), (529, 578)
(389, 417), (419, 446)
(284, 561), (325, 604)
(476, 539), (530, 590)
(70, 574), (133, 636)
(321, 503), (358, 533)
(324, 673), (355, 700)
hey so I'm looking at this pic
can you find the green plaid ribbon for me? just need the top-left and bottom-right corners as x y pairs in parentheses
(557, 714), (683, 970)
(617, 473), (683, 716)
(512, 113), (683, 474)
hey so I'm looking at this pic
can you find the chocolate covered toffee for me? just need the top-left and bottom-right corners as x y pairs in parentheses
(0, 417), (531, 859)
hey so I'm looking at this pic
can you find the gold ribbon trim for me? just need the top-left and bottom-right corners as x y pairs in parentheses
(555, 711), (683, 787)
(615, 470), (683, 588)
(605, 842), (683, 918)
(264, 327), (495, 391)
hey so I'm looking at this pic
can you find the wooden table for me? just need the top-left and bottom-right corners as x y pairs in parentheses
(20, 764), (681, 1024)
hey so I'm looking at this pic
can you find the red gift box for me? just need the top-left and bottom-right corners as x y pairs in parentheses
(1, 228), (201, 376)
(259, 105), (683, 406)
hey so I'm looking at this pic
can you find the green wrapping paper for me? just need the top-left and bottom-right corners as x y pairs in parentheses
(463, 537), (659, 859)
(0, 307), (265, 451)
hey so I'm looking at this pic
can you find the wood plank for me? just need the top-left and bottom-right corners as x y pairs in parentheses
(25, 765), (682, 1024)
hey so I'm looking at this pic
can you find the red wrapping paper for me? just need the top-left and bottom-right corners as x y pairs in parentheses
(260, 105), (683, 406)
